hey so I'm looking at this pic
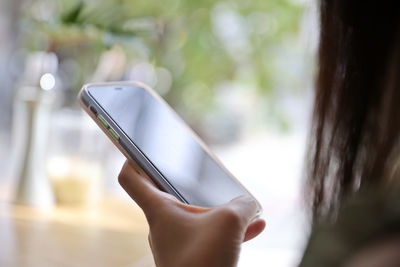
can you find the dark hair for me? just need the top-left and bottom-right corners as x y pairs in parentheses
(307, 1), (400, 220)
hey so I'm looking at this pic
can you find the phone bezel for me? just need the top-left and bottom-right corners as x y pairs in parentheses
(78, 81), (262, 215)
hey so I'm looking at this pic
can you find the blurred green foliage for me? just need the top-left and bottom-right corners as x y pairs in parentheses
(19, 0), (307, 134)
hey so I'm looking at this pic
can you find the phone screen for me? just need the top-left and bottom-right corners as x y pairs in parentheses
(88, 85), (248, 207)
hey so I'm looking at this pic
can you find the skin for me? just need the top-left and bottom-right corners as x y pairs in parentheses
(118, 161), (266, 267)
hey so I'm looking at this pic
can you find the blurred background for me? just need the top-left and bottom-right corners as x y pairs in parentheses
(0, 0), (317, 266)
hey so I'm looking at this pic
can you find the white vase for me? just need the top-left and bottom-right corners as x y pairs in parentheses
(13, 86), (54, 208)
(12, 51), (58, 209)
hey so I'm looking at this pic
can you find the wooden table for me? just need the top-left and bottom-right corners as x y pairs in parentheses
(0, 194), (155, 267)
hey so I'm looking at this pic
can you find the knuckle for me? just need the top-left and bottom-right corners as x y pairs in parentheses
(219, 207), (244, 227)
(118, 171), (127, 187)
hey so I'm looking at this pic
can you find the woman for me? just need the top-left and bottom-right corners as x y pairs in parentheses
(118, 0), (400, 266)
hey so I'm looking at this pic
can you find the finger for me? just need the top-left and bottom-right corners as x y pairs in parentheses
(118, 160), (166, 211)
(243, 219), (266, 242)
(223, 195), (260, 225)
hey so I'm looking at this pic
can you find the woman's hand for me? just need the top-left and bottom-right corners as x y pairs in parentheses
(118, 161), (266, 267)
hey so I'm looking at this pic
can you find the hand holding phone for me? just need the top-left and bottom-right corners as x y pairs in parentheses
(118, 160), (266, 267)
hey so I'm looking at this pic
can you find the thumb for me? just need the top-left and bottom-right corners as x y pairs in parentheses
(118, 160), (165, 212)
(222, 195), (260, 226)
(223, 196), (265, 241)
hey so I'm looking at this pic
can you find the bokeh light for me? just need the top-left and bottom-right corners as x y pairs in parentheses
(39, 72), (55, 90)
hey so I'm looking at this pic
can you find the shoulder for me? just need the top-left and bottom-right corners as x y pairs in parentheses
(299, 187), (400, 267)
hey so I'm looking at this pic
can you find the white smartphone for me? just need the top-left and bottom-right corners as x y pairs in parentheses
(78, 81), (262, 213)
